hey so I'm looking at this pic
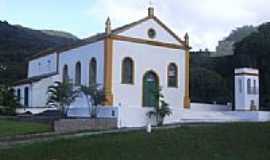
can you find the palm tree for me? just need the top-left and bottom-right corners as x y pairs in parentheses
(47, 80), (79, 117)
(80, 84), (106, 118)
(147, 87), (172, 126)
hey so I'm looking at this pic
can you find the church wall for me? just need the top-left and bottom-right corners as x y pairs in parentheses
(112, 40), (185, 109)
(59, 41), (105, 86)
(28, 53), (58, 78)
(118, 19), (180, 45)
(31, 74), (60, 107)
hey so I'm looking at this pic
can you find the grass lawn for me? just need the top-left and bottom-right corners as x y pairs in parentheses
(1, 123), (270, 160)
(0, 120), (51, 137)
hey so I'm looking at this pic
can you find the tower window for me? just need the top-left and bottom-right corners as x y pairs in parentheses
(75, 62), (81, 86)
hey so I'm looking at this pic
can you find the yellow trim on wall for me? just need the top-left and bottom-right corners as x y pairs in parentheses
(184, 49), (191, 109)
(103, 36), (114, 106)
(111, 35), (186, 50)
(235, 73), (259, 76)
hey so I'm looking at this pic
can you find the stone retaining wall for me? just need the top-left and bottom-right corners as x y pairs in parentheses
(54, 118), (117, 133)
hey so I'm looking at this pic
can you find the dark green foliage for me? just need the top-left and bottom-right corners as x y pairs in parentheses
(1, 123), (270, 160)
(225, 25), (257, 42)
(190, 67), (230, 104)
(234, 22), (270, 108)
(190, 54), (233, 104)
(47, 81), (79, 117)
(0, 21), (78, 84)
(147, 87), (172, 126)
(0, 85), (19, 115)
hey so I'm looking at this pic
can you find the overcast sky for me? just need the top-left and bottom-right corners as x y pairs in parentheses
(0, 0), (269, 50)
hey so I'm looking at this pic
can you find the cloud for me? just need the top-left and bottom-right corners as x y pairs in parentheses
(85, 0), (270, 50)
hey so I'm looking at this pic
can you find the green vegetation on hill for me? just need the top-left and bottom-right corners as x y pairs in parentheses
(190, 54), (233, 104)
(0, 21), (79, 84)
(41, 30), (78, 40)
(215, 25), (257, 57)
(234, 22), (270, 108)
(191, 22), (270, 109)
(1, 123), (270, 160)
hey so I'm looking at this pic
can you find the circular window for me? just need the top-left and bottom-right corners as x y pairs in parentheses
(148, 28), (156, 39)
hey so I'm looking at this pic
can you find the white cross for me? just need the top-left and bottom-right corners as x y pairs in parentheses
(149, 0), (153, 7)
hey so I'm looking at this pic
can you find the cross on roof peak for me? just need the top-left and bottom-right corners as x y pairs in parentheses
(149, 0), (154, 7)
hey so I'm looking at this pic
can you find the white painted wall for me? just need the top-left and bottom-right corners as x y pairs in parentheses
(28, 53), (58, 78)
(190, 103), (232, 111)
(16, 107), (57, 114)
(119, 19), (181, 44)
(31, 75), (60, 107)
(59, 41), (104, 86)
(14, 75), (60, 108)
(112, 40), (185, 109)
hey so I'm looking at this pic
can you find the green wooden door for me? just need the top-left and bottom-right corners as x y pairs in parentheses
(143, 71), (159, 107)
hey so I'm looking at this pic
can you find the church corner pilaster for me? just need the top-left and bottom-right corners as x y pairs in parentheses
(104, 36), (114, 106)
(184, 48), (191, 109)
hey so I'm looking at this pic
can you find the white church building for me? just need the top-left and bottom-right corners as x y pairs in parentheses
(13, 7), (270, 128)
(14, 7), (191, 126)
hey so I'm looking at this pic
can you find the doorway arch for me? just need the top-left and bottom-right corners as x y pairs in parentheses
(142, 71), (159, 107)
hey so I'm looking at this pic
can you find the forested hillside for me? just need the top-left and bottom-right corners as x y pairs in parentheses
(0, 21), (79, 84)
(191, 22), (270, 109)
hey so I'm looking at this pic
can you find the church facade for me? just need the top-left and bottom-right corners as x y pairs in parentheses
(14, 8), (190, 120)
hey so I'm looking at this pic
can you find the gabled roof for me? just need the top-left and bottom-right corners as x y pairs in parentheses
(29, 15), (187, 60)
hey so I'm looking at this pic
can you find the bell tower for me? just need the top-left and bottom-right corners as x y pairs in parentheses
(235, 68), (259, 111)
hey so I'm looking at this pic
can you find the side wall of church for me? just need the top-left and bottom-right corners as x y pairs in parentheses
(31, 75), (60, 107)
(112, 40), (185, 109)
(28, 53), (58, 78)
(59, 41), (105, 86)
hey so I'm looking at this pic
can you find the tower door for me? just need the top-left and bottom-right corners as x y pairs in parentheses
(143, 71), (159, 107)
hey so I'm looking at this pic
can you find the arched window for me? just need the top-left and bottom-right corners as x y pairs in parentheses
(63, 65), (69, 82)
(24, 87), (29, 107)
(122, 57), (134, 84)
(89, 58), (97, 86)
(253, 80), (257, 94)
(247, 79), (251, 94)
(17, 89), (21, 101)
(75, 62), (81, 86)
(238, 79), (242, 93)
(168, 63), (178, 87)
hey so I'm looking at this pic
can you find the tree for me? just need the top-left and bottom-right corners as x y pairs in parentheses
(80, 84), (106, 118)
(47, 80), (79, 117)
(190, 67), (230, 104)
(147, 87), (172, 126)
(0, 85), (19, 115)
